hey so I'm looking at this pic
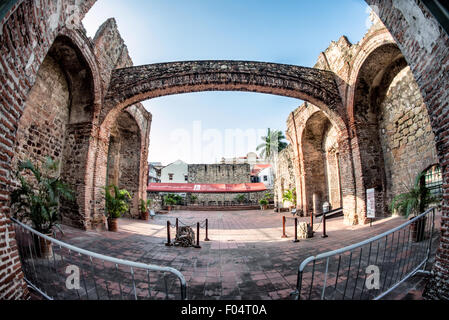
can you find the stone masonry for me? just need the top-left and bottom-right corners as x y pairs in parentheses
(1, 0), (449, 300)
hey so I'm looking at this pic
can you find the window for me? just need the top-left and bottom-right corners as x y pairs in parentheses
(184, 175), (188, 182)
(168, 173), (174, 181)
(263, 176), (268, 181)
(422, 164), (442, 197)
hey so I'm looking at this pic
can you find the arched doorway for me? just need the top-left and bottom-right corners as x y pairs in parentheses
(106, 109), (142, 219)
(12, 35), (98, 229)
(301, 110), (342, 216)
(349, 41), (438, 223)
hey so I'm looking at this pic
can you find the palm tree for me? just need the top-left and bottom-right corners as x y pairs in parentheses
(257, 128), (288, 160)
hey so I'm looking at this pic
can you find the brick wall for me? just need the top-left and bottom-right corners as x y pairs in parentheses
(363, 0), (449, 301)
(378, 66), (439, 205)
(0, 0), (97, 301)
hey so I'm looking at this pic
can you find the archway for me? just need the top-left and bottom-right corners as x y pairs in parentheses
(88, 60), (352, 229)
(301, 110), (342, 216)
(106, 109), (142, 219)
(349, 40), (438, 223)
(12, 34), (99, 229)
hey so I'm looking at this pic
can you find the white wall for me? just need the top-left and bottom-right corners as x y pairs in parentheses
(161, 160), (188, 183)
(258, 167), (274, 188)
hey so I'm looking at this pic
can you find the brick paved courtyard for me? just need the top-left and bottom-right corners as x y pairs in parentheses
(43, 209), (437, 300)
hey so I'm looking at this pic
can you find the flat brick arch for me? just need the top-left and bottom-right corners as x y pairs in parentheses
(101, 60), (344, 126)
(88, 60), (347, 229)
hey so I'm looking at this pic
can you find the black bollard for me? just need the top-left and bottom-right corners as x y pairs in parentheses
(293, 217), (300, 243)
(165, 221), (173, 246)
(175, 218), (179, 238)
(194, 222), (201, 248)
(322, 212), (328, 238)
(204, 219), (210, 241)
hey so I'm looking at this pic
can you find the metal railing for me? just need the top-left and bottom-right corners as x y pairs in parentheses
(11, 218), (187, 300)
(294, 207), (436, 300)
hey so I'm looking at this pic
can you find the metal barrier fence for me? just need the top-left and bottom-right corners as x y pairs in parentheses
(294, 207), (436, 300)
(11, 218), (187, 300)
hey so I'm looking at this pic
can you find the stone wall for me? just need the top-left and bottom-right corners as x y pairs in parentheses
(378, 66), (438, 205)
(0, 0), (97, 301)
(188, 164), (251, 184)
(12, 55), (70, 171)
(148, 191), (270, 208)
(274, 145), (296, 208)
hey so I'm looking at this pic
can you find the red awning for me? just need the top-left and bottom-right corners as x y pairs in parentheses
(147, 182), (267, 193)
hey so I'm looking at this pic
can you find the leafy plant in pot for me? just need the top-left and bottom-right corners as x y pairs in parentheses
(103, 185), (131, 232)
(235, 194), (246, 205)
(282, 188), (297, 210)
(10, 157), (74, 258)
(139, 198), (152, 220)
(259, 198), (269, 210)
(163, 194), (177, 211)
(391, 172), (440, 242)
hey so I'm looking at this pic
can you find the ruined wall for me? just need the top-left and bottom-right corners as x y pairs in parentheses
(378, 66), (438, 205)
(93, 17), (151, 223)
(0, 0), (97, 301)
(188, 164), (251, 184)
(303, 112), (330, 214)
(323, 125), (341, 209)
(12, 56), (70, 171)
(274, 145), (296, 208)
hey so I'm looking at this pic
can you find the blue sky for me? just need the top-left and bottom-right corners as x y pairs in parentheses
(83, 0), (371, 165)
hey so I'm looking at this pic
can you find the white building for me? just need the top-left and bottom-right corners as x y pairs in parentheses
(160, 160), (188, 183)
(148, 162), (162, 183)
(258, 166), (274, 189)
(250, 164), (274, 189)
(220, 152), (266, 165)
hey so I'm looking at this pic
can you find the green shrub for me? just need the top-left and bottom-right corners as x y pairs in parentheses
(391, 172), (441, 218)
(103, 185), (131, 219)
(282, 188), (297, 206)
(11, 157), (73, 234)
(235, 194), (246, 204)
(139, 198), (152, 213)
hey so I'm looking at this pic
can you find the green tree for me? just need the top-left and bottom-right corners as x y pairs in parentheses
(257, 128), (288, 160)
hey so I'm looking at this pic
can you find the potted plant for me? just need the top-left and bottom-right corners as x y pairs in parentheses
(235, 194), (246, 205)
(103, 185), (131, 232)
(259, 198), (269, 210)
(139, 198), (152, 221)
(391, 172), (440, 242)
(11, 157), (73, 258)
(189, 194), (198, 205)
(164, 194), (177, 211)
(282, 188), (297, 210)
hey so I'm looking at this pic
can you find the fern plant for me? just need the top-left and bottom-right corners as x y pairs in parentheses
(391, 172), (440, 218)
(282, 188), (297, 206)
(139, 198), (152, 213)
(103, 185), (131, 219)
(235, 194), (246, 204)
(10, 157), (73, 234)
